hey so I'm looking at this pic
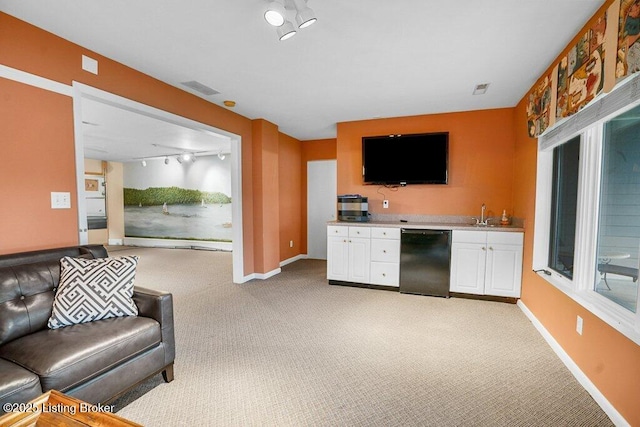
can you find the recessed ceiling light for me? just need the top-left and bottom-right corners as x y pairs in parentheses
(473, 83), (490, 95)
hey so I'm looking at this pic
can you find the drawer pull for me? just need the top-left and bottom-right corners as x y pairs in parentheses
(383, 250), (387, 253)
(382, 273), (386, 277)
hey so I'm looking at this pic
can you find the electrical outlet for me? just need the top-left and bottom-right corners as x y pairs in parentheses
(289, 240), (294, 248)
(383, 200), (389, 209)
(576, 315), (583, 335)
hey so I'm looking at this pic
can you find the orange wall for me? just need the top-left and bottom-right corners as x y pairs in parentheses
(300, 139), (337, 253)
(251, 119), (281, 274)
(336, 109), (515, 218)
(513, 0), (640, 424)
(514, 96), (640, 427)
(0, 78), (78, 253)
(279, 132), (303, 262)
(0, 13), (261, 275)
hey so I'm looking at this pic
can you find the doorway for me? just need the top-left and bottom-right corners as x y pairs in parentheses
(72, 82), (246, 283)
(307, 160), (337, 259)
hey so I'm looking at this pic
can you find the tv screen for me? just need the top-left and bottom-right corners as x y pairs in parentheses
(362, 132), (448, 185)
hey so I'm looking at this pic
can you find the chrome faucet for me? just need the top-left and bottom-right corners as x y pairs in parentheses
(472, 203), (490, 226)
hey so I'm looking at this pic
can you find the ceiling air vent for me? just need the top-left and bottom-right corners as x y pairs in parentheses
(473, 83), (490, 95)
(181, 81), (220, 96)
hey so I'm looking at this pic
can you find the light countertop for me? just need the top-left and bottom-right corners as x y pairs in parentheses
(328, 214), (524, 232)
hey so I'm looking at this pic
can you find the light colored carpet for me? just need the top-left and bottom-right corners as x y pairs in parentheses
(109, 246), (613, 426)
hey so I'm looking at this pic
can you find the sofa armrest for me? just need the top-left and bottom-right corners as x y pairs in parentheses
(133, 287), (175, 368)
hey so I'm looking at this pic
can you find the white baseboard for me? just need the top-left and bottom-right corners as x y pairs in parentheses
(108, 239), (124, 246)
(123, 237), (232, 252)
(517, 300), (629, 427)
(280, 254), (307, 267)
(253, 268), (282, 280)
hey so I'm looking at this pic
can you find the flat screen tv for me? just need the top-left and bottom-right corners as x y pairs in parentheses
(362, 132), (448, 185)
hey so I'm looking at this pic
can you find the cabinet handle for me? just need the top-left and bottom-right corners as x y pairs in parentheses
(382, 273), (386, 277)
(383, 250), (387, 253)
(482, 247), (486, 251)
(489, 246), (494, 251)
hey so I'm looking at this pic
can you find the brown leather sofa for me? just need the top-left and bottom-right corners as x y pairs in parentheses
(0, 245), (175, 413)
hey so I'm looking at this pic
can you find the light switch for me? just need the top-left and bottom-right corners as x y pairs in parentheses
(51, 192), (71, 209)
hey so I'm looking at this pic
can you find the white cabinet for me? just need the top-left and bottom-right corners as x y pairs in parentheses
(450, 230), (523, 298)
(327, 226), (349, 281)
(347, 227), (371, 283)
(370, 227), (400, 287)
(327, 225), (400, 286)
(327, 225), (371, 283)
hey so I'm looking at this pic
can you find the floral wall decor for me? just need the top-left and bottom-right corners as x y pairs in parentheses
(556, 13), (607, 119)
(617, 0), (640, 78)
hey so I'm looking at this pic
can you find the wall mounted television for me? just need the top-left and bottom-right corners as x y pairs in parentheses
(362, 132), (449, 185)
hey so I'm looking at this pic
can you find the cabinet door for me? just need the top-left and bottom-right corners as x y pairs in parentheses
(327, 236), (349, 281)
(485, 243), (523, 297)
(348, 237), (371, 283)
(450, 242), (486, 294)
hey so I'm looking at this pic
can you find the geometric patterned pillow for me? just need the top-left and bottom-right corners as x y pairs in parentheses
(47, 256), (139, 329)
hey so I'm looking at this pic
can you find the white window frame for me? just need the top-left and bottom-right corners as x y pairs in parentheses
(533, 73), (640, 345)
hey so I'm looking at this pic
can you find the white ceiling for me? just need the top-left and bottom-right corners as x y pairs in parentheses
(81, 98), (231, 162)
(1, 0), (605, 145)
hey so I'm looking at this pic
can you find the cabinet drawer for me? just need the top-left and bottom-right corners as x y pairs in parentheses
(371, 227), (400, 240)
(487, 231), (523, 246)
(370, 262), (399, 286)
(328, 226), (348, 237)
(371, 239), (400, 262)
(349, 227), (371, 238)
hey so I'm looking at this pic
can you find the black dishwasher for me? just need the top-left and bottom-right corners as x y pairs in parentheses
(399, 229), (451, 297)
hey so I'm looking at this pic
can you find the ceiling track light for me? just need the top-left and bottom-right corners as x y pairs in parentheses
(278, 21), (297, 40)
(164, 156), (170, 165)
(264, 0), (286, 26)
(141, 160), (147, 167)
(292, 0), (316, 28)
(218, 151), (226, 160)
(176, 156), (183, 164)
(264, 0), (316, 41)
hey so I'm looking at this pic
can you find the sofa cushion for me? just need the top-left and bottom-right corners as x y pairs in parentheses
(48, 256), (139, 329)
(0, 246), (107, 346)
(0, 358), (42, 411)
(0, 316), (160, 392)
(0, 260), (60, 345)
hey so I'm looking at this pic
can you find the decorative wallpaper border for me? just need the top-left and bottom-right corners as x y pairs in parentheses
(527, 0), (640, 137)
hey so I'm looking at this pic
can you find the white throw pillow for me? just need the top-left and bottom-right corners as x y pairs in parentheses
(48, 256), (139, 329)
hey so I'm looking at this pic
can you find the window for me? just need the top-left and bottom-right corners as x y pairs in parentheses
(535, 73), (640, 344)
(595, 106), (640, 313)
(549, 136), (580, 280)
